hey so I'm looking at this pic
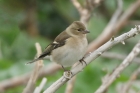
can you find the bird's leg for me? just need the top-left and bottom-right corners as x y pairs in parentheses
(62, 65), (67, 71)
(79, 57), (87, 66)
(62, 65), (72, 79)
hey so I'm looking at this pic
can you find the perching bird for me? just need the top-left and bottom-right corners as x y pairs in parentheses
(26, 21), (89, 71)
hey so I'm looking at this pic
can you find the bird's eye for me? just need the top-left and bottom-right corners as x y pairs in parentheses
(77, 29), (81, 31)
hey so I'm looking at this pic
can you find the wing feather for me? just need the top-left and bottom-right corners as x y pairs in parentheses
(38, 31), (71, 58)
(26, 31), (71, 64)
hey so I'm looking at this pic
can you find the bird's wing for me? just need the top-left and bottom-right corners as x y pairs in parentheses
(26, 31), (71, 64)
(38, 31), (71, 58)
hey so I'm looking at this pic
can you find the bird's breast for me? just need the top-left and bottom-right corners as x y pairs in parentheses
(50, 36), (88, 67)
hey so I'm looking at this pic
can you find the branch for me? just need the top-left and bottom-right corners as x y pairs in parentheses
(0, 63), (61, 92)
(87, 0), (140, 52)
(71, 0), (83, 15)
(101, 52), (140, 64)
(65, 63), (77, 93)
(71, 0), (102, 25)
(65, 76), (76, 93)
(43, 25), (140, 93)
(121, 67), (140, 93)
(34, 78), (47, 93)
(94, 41), (140, 93)
(22, 43), (43, 93)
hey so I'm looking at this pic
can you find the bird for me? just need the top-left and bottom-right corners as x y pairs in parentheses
(26, 21), (89, 71)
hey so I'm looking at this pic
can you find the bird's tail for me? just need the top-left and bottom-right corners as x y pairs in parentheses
(25, 58), (42, 65)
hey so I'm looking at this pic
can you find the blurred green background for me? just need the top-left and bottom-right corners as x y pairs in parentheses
(0, 0), (140, 93)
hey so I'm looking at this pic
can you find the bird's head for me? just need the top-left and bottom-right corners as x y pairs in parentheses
(66, 21), (90, 36)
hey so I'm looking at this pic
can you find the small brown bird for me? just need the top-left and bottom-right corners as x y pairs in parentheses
(26, 21), (89, 71)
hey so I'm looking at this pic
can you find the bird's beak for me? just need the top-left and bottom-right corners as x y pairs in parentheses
(83, 30), (90, 34)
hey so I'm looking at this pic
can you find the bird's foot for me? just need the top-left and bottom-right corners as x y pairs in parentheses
(61, 65), (72, 79)
(79, 57), (87, 66)
(63, 71), (73, 79)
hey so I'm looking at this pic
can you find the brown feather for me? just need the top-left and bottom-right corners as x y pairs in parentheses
(38, 31), (71, 58)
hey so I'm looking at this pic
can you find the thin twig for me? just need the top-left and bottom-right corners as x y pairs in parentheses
(71, 0), (83, 15)
(95, 41), (140, 93)
(43, 26), (140, 93)
(121, 67), (140, 93)
(34, 78), (47, 93)
(71, 0), (102, 25)
(101, 52), (140, 64)
(65, 76), (76, 93)
(65, 64), (77, 93)
(22, 43), (43, 93)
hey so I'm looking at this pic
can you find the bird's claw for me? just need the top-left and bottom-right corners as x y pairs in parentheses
(79, 58), (87, 66)
(63, 71), (73, 79)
